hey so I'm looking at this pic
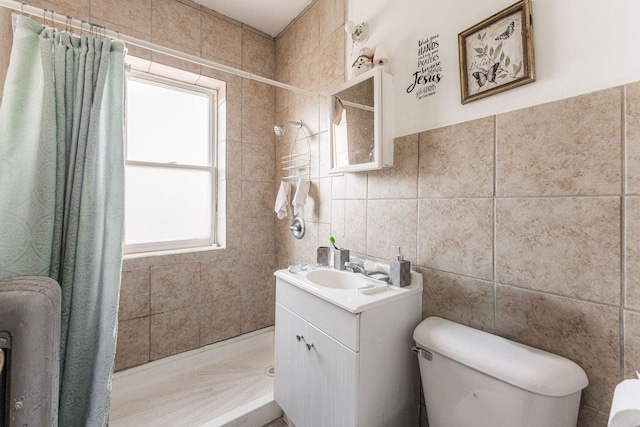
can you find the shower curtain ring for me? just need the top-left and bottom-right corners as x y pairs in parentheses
(21, 1), (32, 19)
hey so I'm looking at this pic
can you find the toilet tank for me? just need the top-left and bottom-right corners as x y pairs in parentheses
(413, 317), (588, 427)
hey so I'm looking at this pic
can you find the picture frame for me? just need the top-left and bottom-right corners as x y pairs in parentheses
(458, 0), (535, 104)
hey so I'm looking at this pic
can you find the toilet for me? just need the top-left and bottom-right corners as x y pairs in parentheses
(413, 317), (589, 427)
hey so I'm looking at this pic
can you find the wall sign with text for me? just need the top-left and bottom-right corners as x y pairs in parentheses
(407, 34), (442, 100)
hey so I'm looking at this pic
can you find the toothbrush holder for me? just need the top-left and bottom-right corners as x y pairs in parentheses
(333, 248), (350, 270)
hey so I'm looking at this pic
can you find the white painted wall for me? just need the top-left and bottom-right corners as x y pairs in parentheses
(347, 0), (640, 137)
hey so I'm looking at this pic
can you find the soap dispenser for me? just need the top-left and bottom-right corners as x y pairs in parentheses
(390, 246), (411, 287)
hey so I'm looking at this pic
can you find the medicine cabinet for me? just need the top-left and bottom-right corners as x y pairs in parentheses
(329, 67), (394, 174)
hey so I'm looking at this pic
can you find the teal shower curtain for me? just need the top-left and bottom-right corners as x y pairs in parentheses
(0, 15), (125, 426)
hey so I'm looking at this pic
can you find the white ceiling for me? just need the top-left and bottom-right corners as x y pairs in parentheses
(193, 0), (313, 37)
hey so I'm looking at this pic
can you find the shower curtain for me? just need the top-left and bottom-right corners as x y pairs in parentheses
(0, 15), (125, 426)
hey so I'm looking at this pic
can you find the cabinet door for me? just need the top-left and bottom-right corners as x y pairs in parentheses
(274, 303), (308, 426)
(305, 323), (358, 427)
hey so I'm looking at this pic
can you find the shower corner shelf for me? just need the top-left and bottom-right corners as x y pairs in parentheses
(280, 120), (311, 182)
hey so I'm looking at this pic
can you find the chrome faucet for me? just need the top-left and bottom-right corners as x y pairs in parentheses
(344, 262), (366, 275)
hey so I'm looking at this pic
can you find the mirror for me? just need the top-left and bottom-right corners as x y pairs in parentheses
(329, 67), (393, 173)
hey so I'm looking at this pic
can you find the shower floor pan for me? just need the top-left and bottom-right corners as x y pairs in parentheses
(110, 327), (281, 427)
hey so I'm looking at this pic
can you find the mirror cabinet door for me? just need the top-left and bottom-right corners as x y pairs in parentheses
(332, 76), (376, 169)
(329, 67), (393, 174)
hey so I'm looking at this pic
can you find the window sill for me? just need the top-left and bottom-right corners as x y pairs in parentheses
(123, 244), (222, 261)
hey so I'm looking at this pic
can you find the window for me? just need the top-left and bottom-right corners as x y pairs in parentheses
(124, 73), (217, 254)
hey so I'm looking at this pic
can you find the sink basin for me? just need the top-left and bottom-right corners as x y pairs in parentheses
(275, 263), (423, 313)
(305, 269), (366, 289)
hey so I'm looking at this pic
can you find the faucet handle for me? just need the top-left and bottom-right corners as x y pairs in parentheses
(349, 256), (364, 266)
(344, 262), (366, 274)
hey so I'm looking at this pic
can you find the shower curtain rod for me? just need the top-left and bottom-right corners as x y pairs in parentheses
(0, 0), (320, 98)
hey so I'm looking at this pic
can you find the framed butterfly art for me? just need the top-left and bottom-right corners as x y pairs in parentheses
(458, 0), (535, 104)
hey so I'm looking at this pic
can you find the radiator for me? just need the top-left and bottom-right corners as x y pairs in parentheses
(0, 276), (61, 427)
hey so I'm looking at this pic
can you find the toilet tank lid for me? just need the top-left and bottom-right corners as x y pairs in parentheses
(413, 317), (588, 397)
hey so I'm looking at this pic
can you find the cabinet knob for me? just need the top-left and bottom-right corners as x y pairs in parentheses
(306, 343), (315, 351)
(296, 334), (303, 342)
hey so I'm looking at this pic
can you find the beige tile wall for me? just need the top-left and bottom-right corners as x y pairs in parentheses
(274, 0), (346, 267)
(275, 2), (640, 423)
(0, 0), (278, 370)
(115, 2), (276, 369)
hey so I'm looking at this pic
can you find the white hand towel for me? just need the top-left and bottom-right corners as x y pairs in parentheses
(274, 181), (291, 219)
(293, 178), (310, 217)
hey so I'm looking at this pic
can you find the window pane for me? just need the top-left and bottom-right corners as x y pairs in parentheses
(127, 79), (210, 166)
(125, 166), (212, 245)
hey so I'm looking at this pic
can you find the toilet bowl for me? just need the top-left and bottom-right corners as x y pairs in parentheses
(413, 317), (588, 427)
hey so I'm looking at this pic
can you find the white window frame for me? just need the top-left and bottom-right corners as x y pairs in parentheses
(124, 71), (218, 255)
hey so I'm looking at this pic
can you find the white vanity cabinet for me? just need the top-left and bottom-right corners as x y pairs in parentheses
(274, 272), (422, 427)
(275, 303), (358, 426)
